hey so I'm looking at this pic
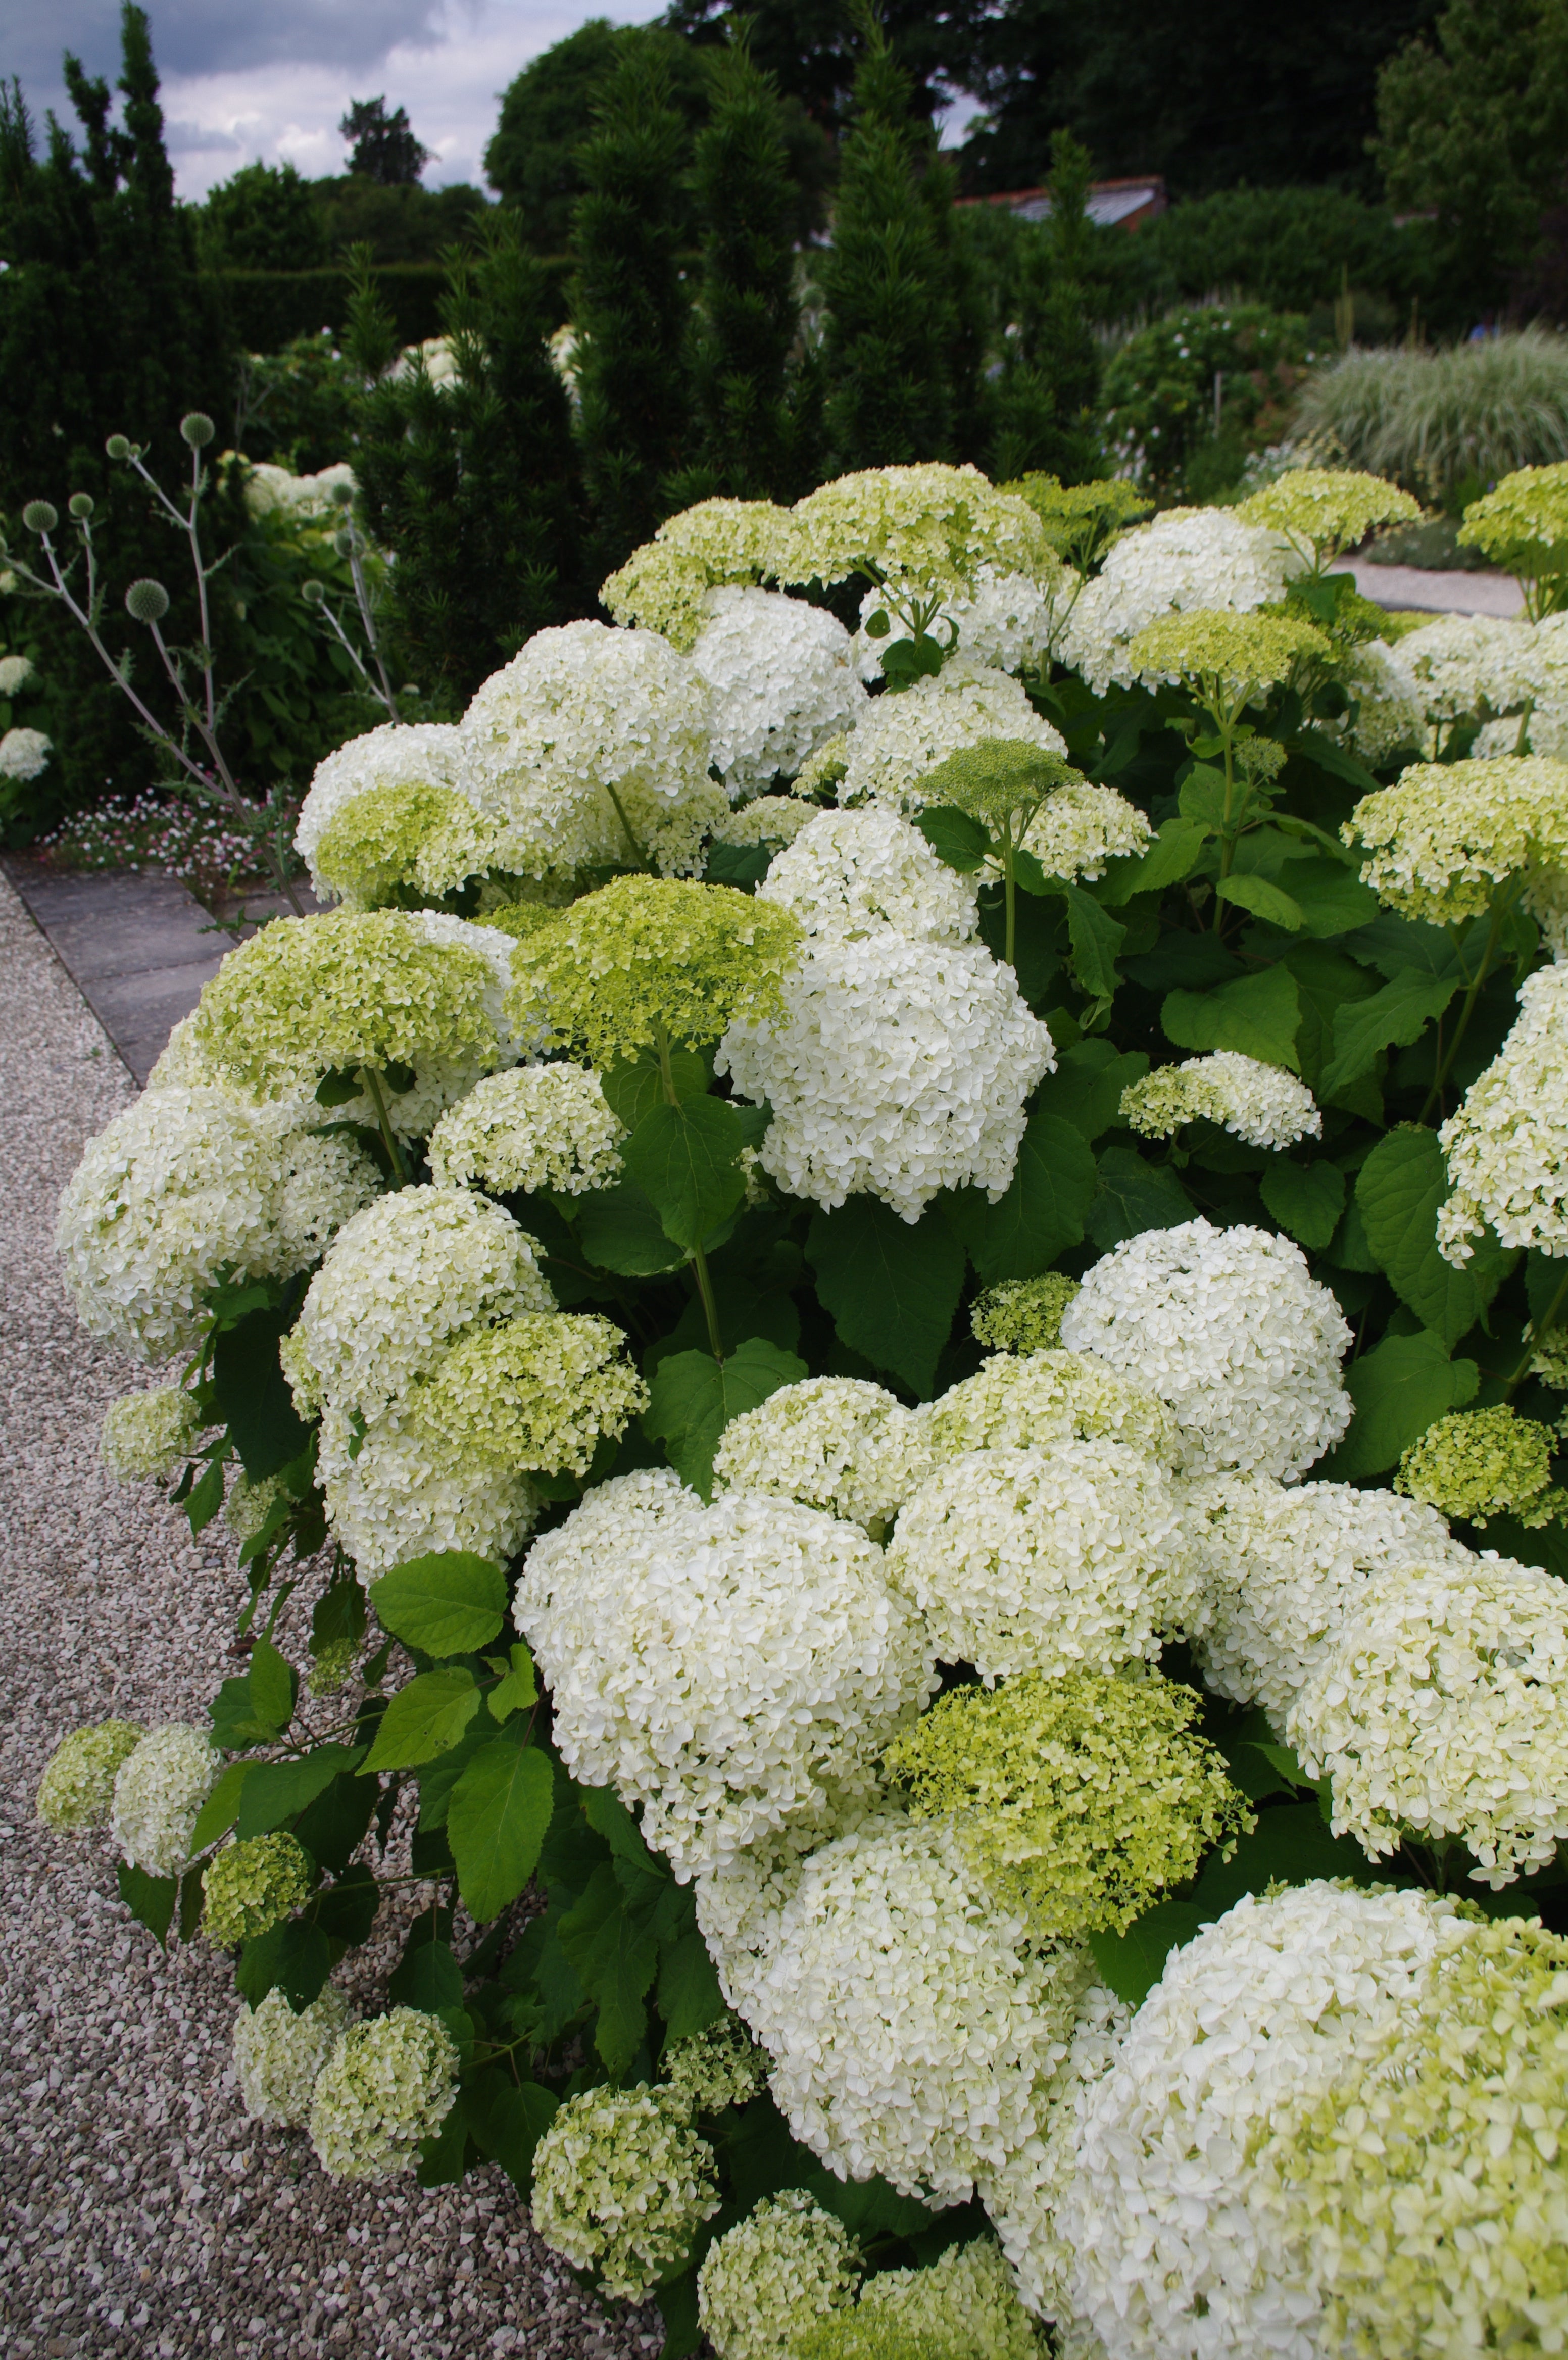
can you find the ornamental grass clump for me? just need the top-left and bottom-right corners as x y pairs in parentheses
(884, 1668), (1250, 1940)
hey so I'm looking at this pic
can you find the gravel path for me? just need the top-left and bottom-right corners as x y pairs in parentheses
(0, 873), (654, 2360)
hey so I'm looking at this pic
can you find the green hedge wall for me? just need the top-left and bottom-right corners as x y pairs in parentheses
(210, 261), (573, 355)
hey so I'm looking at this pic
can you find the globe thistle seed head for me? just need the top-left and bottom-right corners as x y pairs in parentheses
(180, 412), (216, 448)
(300, 576), (327, 606)
(22, 501), (58, 534)
(105, 434), (132, 461)
(67, 491), (94, 521)
(125, 578), (171, 625)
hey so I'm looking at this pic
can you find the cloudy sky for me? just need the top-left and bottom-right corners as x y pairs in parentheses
(1, 0), (671, 198)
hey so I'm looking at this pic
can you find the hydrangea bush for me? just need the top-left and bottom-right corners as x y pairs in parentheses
(36, 460), (1568, 2359)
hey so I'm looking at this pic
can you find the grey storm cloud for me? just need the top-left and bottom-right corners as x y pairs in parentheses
(0, 0), (445, 99)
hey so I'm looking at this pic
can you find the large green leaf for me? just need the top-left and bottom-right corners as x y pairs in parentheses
(658, 1928), (726, 2043)
(447, 1723), (555, 1923)
(370, 1553), (508, 1656)
(1035, 1041), (1150, 1142)
(1089, 1901), (1204, 2005)
(947, 1109), (1098, 1283)
(465, 2068), (559, 2195)
(1062, 881), (1126, 998)
(1191, 1802), (1386, 1920)
(1357, 1127), (1516, 1348)
(117, 1861), (177, 1948)
(188, 1760), (251, 1854)
(806, 1198), (966, 1397)
(645, 1338), (807, 1498)
(212, 1303), (311, 1480)
(602, 1048), (710, 1131)
(237, 1743), (365, 1838)
(1276, 857), (1380, 938)
(622, 1096), (751, 1253)
(1097, 815), (1210, 906)
(363, 1668), (483, 1772)
(1163, 964), (1302, 1070)
(236, 1917), (332, 2009)
(248, 1638), (298, 1741)
(1322, 970), (1460, 1096)
(1278, 940), (1378, 1105)
(557, 1862), (661, 2073)
(1259, 1159), (1346, 1252)
(1087, 1147), (1195, 1249)
(1214, 873), (1304, 930)
(576, 1182), (688, 1275)
(913, 803), (990, 872)
(1321, 1331), (1479, 1481)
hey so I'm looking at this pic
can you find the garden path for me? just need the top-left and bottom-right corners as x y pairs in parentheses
(1341, 560), (1523, 618)
(0, 869), (651, 2360)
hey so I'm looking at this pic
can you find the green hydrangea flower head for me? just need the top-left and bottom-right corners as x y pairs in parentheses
(312, 781), (496, 907)
(697, 2191), (858, 2360)
(1396, 1403), (1565, 1530)
(415, 1310), (649, 1475)
(307, 2007), (459, 2181)
(601, 498), (795, 651)
(884, 1666), (1251, 1939)
(507, 876), (801, 1066)
(101, 1385), (200, 1482)
(661, 2017), (767, 2122)
(234, 1984), (350, 2126)
(970, 1275), (1081, 1355)
(921, 738), (1083, 831)
(1129, 609), (1329, 700)
(475, 899), (565, 943)
(225, 1470), (286, 1546)
(810, 2239), (1042, 2360)
(1003, 471), (1150, 559)
(1237, 469), (1422, 564)
(792, 2324), (939, 2360)
(203, 1831), (314, 1946)
(1458, 459), (1568, 575)
(37, 1720), (144, 1831)
(530, 2085), (721, 2299)
(785, 465), (1056, 597)
(191, 911), (499, 1098)
(1345, 755), (1568, 925)
(308, 1635), (362, 1697)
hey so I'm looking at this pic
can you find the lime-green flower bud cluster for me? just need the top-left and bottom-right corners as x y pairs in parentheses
(1396, 1403), (1565, 1529)
(415, 1310), (649, 1477)
(36, 1721), (144, 1832)
(202, 1831), (313, 1946)
(969, 1275), (1081, 1356)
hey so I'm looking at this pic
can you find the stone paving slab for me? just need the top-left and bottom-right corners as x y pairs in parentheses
(1341, 559), (1524, 618)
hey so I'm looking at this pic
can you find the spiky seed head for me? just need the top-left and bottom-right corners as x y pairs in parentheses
(105, 434), (132, 461)
(22, 501), (58, 534)
(301, 577), (327, 606)
(180, 412), (216, 449)
(125, 578), (171, 625)
(68, 492), (95, 520)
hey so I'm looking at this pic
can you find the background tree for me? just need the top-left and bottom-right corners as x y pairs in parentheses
(1375, 0), (1568, 312)
(0, 4), (230, 837)
(569, 43), (695, 578)
(349, 216), (585, 708)
(339, 96), (432, 187)
(662, 0), (980, 133)
(194, 160), (327, 269)
(817, 9), (978, 474)
(983, 130), (1101, 481)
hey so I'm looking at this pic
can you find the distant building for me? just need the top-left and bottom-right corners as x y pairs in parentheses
(956, 176), (1167, 232)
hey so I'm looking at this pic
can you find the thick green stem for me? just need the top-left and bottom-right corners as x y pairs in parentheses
(1504, 1264), (1568, 1401)
(653, 1022), (725, 1362)
(1002, 834), (1017, 969)
(1210, 701), (1240, 931)
(361, 1066), (411, 1185)
(605, 782), (648, 867)
(1418, 894), (1510, 1124)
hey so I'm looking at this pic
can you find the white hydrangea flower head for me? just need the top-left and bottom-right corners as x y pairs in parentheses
(854, 567), (1063, 680)
(1182, 1471), (1469, 1725)
(427, 1064), (624, 1196)
(1347, 753), (1568, 926)
(318, 1398), (539, 1576)
(1437, 964), (1568, 1261)
(887, 1440), (1202, 1684)
(785, 465), (1057, 605)
(101, 1385), (200, 1482)
(979, 1982), (1131, 2325)
(460, 620), (718, 879)
(36, 1720), (144, 1832)
(110, 1723), (220, 1875)
(515, 1472), (936, 1879)
(1059, 1218), (1353, 1480)
(711, 1376), (934, 1533)
(716, 796), (823, 849)
(601, 497), (795, 650)
(405, 910), (536, 1067)
(1342, 636), (1426, 764)
(0, 725), (52, 780)
(1121, 1052), (1321, 1152)
(282, 1186), (553, 1422)
(757, 806), (979, 945)
(242, 458), (356, 521)
(838, 658), (1067, 813)
(691, 586), (868, 798)
(1382, 611), (1539, 730)
(414, 1310), (648, 1477)
(530, 2086), (720, 2299)
(848, 2236), (1042, 2360)
(295, 721), (475, 887)
(234, 1986), (351, 2128)
(693, 1800), (877, 2017)
(307, 2008), (459, 2182)
(921, 1349), (1181, 1470)
(718, 933), (1054, 1222)
(0, 652), (35, 694)
(745, 1812), (1094, 2205)
(697, 2190), (858, 2360)
(1060, 509), (1298, 695)
(273, 1124), (382, 1265)
(1059, 1881), (1457, 2360)
(1021, 779), (1151, 883)
(1523, 858), (1568, 957)
(1287, 1554), (1568, 1884)
(660, 2018), (767, 2122)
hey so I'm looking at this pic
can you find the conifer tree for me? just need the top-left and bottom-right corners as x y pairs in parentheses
(0, 4), (228, 833)
(350, 214), (584, 708)
(986, 130), (1102, 481)
(682, 30), (810, 501)
(570, 45), (694, 578)
(817, 8), (978, 474)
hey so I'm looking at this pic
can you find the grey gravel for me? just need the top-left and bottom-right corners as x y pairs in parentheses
(0, 873), (657, 2360)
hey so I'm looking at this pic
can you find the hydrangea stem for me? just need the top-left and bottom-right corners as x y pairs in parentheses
(605, 783), (649, 868)
(359, 1066), (411, 1186)
(1419, 888), (1514, 1125)
(653, 1020), (725, 1363)
(1505, 1264), (1568, 1401)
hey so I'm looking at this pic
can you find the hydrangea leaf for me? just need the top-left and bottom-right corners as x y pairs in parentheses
(212, 1302), (312, 1480)
(645, 1337), (808, 1498)
(601, 1047), (710, 1132)
(1276, 857), (1380, 937)
(1259, 1158), (1346, 1252)
(465, 2065), (559, 2196)
(486, 1641), (538, 1724)
(248, 1638), (298, 1742)
(1089, 1900), (1205, 2005)
(448, 1723), (555, 1924)
(806, 1200), (966, 1398)
(1087, 1146), (1195, 1249)
(1215, 873), (1305, 930)
(1097, 815), (1210, 907)
(389, 1933), (464, 2013)
(913, 803), (991, 873)
(1356, 1127), (1516, 1348)
(1319, 1331), (1480, 1481)
(1322, 970), (1461, 1096)
(1036, 1041), (1151, 1142)
(622, 1096), (752, 1253)
(557, 1861), (660, 2073)
(1162, 964), (1302, 1071)
(946, 1108), (1098, 1283)
(116, 1861), (177, 1949)
(658, 1927), (726, 2044)
(1279, 940), (1378, 1107)
(1190, 1802), (1380, 1923)
(656, 2271), (703, 2360)
(577, 1182), (693, 1276)
(236, 1743), (366, 1838)
(370, 1552), (509, 1656)
(363, 1667), (483, 1772)
(235, 1916), (332, 2009)
(290, 1768), (380, 1878)
(188, 1759), (251, 1854)
(1062, 881), (1126, 999)
(313, 1861), (381, 1943)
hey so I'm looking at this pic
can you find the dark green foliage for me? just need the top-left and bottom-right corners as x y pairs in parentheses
(0, 6), (231, 835)
(211, 263), (461, 356)
(310, 176), (491, 265)
(955, 0), (1443, 199)
(234, 332), (359, 473)
(352, 214), (584, 708)
(984, 131), (1101, 482)
(664, 0), (969, 131)
(683, 33), (811, 500)
(817, 12), (980, 473)
(1130, 185), (1440, 325)
(569, 43), (696, 576)
(1100, 304), (1314, 497)
(195, 160), (327, 269)
(339, 96), (433, 188)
